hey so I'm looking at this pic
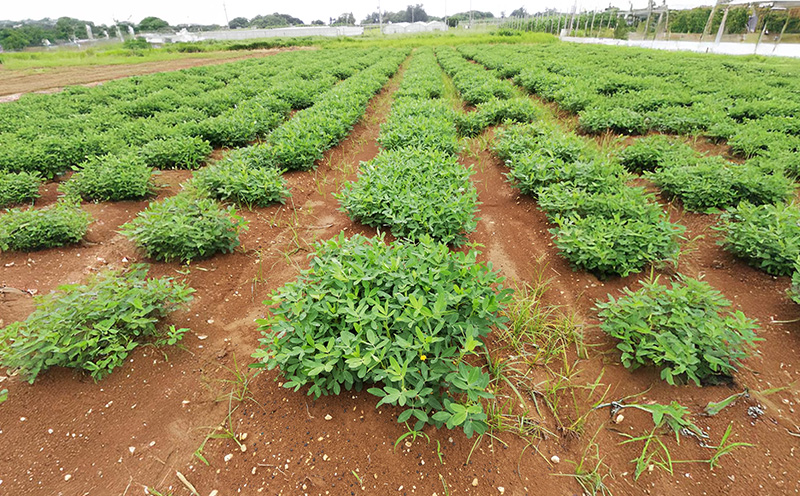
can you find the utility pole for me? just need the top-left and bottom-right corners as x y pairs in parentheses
(379, 0), (383, 34)
(222, 2), (229, 28)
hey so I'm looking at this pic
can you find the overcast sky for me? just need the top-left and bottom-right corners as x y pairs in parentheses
(3, 0), (715, 26)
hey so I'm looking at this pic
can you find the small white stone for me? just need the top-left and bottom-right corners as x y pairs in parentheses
(64, 474), (72, 481)
(209, 490), (219, 496)
(19, 417), (26, 422)
(48, 429), (54, 434)
(240, 444), (247, 452)
(472, 478), (479, 487)
(128, 446), (135, 454)
(615, 414), (625, 424)
(498, 487), (505, 495)
(551, 455), (560, 464)
(197, 335), (208, 340)
(324, 414), (332, 421)
(224, 453), (233, 462)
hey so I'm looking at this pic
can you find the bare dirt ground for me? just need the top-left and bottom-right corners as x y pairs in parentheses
(0, 47), (313, 100)
(1, 52), (800, 496)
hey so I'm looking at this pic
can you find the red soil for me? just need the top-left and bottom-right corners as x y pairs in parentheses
(1, 55), (799, 496)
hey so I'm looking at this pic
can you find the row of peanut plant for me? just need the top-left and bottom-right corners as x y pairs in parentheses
(0, 48), (409, 386)
(256, 48), (517, 438)
(458, 43), (800, 167)
(0, 49), (407, 257)
(458, 43), (800, 301)
(438, 45), (761, 480)
(493, 122), (684, 278)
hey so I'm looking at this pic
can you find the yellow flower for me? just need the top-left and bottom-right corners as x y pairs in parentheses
(420, 354), (427, 361)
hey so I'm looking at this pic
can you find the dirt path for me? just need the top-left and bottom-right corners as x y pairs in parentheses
(0, 47), (313, 100)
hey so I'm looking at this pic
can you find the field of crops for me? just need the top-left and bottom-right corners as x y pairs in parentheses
(1, 39), (800, 495)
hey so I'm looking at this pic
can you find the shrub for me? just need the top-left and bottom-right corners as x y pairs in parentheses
(476, 98), (540, 127)
(0, 200), (90, 252)
(748, 149), (800, 179)
(253, 233), (512, 437)
(61, 154), (155, 202)
(139, 136), (213, 170)
(338, 148), (479, 246)
(717, 202), (800, 276)
(649, 158), (794, 212)
(192, 161), (290, 207)
(789, 264), (800, 305)
(553, 214), (683, 278)
(596, 276), (760, 386)
(0, 171), (42, 208)
(507, 157), (626, 197)
(0, 265), (193, 383)
(579, 107), (648, 135)
(493, 122), (585, 163)
(379, 99), (460, 155)
(618, 135), (694, 173)
(121, 193), (248, 263)
(538, 184), (663, 223)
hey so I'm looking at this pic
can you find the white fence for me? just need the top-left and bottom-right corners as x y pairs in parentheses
(562, 36), (800, 59)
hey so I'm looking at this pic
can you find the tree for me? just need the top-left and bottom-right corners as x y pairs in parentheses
(446, 11), (493, 27)
(362, 11), (383, 24)
(54, 17), (86, 41)
(249, 13), (304, 29)
(510, 7), (529, 18)
(0, 28), (31, 50)
(138, 16), (170, 32)
(312, 20), (325, 25)
(333, 13), (355, 26)
(229, 17), (248, 29)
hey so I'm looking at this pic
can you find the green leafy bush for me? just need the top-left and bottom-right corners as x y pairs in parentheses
(379, 99), (460, 155)
(553, 214), (683, 278)
(192, 161), (290, 207)
(717, 202), (800, 276)
(538, 184), (663, 223)
(121, 194), (248, 263)
(596, 276), (760, 386)
(253, 234), (512, 437)
(456, 98), (541, 137)
(61, 154), (155, 202)
(436, 46), (515, 105)
(507, 156), (626, 197)
(493, 122), (585, 163)
(0, 170), (42, 207)
(650, 158), (794, 212)
(338, 148), (479, 246)
(748, 149), (800, 179)
(618, 135), (694, 173)
(0, 200), (90, 252)
(0, 265), (193, 382)
(139, 136), (213, 170)
(579, 107), (648, 135)
(789, 264), (800, 305)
